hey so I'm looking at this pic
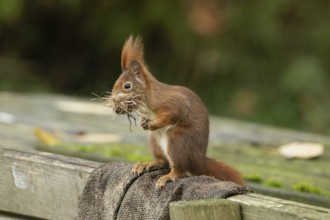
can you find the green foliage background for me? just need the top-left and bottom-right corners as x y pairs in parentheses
(0, 0), (329, 133)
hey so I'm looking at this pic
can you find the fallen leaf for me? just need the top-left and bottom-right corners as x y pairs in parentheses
(279, 142), (324, 159)
(34, 128), (59, 146)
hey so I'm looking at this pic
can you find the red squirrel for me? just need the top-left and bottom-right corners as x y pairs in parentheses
(111, 35), (244, 189)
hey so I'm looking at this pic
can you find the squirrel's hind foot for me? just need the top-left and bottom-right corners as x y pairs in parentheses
(155, 169), (185, 189)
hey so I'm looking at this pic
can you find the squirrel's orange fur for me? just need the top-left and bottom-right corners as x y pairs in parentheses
(112, 35), (244, 189)
(121, 36), (145, 70)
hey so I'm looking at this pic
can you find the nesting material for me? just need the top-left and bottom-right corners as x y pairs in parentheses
(100, 93), (145, 131)
(104, 94), (144, 114)
(279, 142), (324, 159)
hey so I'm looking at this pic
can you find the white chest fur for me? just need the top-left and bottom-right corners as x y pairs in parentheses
(156, 126), (172, 161)
(138, 107), (173, 162)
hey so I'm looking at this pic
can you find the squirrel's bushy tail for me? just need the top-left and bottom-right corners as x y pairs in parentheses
(205, 158), (245, 186)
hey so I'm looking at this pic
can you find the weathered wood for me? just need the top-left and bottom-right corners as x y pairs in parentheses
(1, 93), (330, 207)
(170, 199), (241, 220)
(228, 194), (330, 220)
(1, 92), (330, 150)
(0, 146), (329, 220)
(210, 117), (330, 145)
(0, 147), (100, 220)
(208, 142), (330, 208)
(247, 182), (330, 208)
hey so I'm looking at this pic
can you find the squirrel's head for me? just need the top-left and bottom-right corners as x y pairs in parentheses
(111, 35), (151, 97)
(109, 35), (152, 114)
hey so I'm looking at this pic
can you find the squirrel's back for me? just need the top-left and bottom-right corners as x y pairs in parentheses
(114, 35), (244, 187)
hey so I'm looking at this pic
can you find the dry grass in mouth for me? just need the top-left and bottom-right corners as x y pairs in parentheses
(95, 93), (145, 132)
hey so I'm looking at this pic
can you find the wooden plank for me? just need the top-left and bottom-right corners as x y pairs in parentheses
(0, 147), (100, 220)
(208, 143), (330, 207)
(210, 117), (330, 145)
(170, 199), (241, 220)
(228, 194), (330, 220)
(0, 146), (329, 220)
(2, 92), (330, 152)
(247, 183), (330, 208)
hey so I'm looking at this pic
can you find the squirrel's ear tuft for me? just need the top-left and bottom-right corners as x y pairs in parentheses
(121, 35), (144, 70)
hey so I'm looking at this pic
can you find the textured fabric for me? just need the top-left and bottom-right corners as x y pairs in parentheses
(76, 162), (253, 220)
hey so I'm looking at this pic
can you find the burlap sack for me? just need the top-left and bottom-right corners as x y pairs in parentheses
(76, 162), (252, 220)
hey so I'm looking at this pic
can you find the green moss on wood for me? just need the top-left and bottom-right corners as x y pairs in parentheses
(243, 174), (263, 183)
(264, 179), (283, 188)
(293, 182), (330, 197)
(40, 142), (152, 162)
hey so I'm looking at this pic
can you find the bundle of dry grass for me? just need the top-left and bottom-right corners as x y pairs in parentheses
(99, 93), (145, 131)
(104, 94), (144, 114)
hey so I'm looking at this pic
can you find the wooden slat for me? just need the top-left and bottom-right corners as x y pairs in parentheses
(0, 146), (329, 220)
(228, 194), (330, 220)
(170, 199), (241, 220)
(0, 147), (100, 220)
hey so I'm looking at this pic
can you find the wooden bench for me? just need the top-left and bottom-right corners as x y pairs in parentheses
(1, 147), (329, 220)
(1, 93), (330, 219)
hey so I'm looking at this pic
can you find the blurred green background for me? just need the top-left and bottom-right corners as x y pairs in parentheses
(0, 0), (329, 134)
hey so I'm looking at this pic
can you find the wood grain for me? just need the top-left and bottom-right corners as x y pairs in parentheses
(228, 193), (330, 220)
(0, 146), (329, 220)
(0, 147), (100, 219)
(170, 199), (241, 220)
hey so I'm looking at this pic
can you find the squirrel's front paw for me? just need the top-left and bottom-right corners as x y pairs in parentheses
(140, 117), (151, 130)
(131, 162), (148, 175)
(132, 161), (167, 176)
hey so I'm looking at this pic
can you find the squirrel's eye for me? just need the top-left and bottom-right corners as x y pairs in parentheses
(123, 82), (132, 90)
